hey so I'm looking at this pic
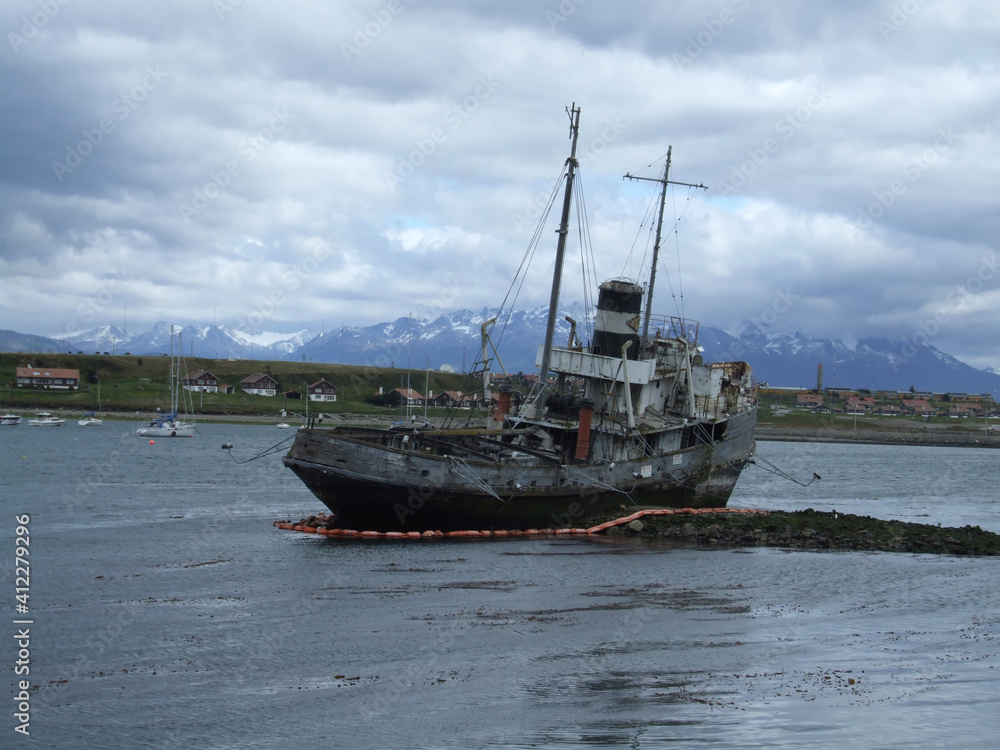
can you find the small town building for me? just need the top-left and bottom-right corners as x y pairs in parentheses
(901, 398), (935, 416)
(431, 390), (464, 408)
(307, 379), (338, 402)
(15, 365), (80, 390)
(845, 396), (875, 412)
(376, 388), (424, 406)
(241, 373), (279, 397)
(183, 370), (218, 393)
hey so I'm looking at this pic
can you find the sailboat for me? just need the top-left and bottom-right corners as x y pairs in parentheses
(78, 377), (103, 426)
(136, 326), (196, 437)
(282, 105), (757, 532)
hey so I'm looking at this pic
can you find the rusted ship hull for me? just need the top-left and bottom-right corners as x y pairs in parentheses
(281, 407), (756, 532)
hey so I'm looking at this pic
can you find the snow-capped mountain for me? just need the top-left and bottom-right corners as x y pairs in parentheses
(700, 324), (1000, 394)
(5, 310), (1000, 395)
(45, 322), (316, 361)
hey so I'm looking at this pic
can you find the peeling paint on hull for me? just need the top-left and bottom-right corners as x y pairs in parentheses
(282, 408), (756, 532)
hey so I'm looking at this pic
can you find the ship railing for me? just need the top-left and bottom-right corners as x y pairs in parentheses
(646, 315), (700, 346)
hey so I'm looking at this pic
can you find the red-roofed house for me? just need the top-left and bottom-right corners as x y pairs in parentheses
(388, 388), (423, 406)
(241, 373), (278, 397)
(307, 379), (338, 402)
(901, 399), (934, 415)
(16, 365), (80, 390)
(183, 370), (218, 393)
(796, 394), (824, 407)
(431, 390), (464, 407)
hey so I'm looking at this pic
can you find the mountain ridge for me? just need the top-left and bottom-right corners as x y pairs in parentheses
(2, 310), (998, 395)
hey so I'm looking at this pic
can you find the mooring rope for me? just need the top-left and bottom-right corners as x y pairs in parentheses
(749, 453), (821, 487)
(222, 434), (297, 464)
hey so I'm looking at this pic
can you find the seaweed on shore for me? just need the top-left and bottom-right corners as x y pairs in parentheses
(610, 508), (1000, 556)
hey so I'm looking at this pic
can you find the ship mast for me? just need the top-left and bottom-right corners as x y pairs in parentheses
(535, 103), (581, 410)
(624, 147), (706, 345)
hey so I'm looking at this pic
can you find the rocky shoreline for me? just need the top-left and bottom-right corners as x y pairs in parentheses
(608, 508), (1000, 556)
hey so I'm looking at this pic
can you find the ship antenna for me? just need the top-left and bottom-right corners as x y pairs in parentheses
(534, 103), (581, 416)
(624, 146), (705, 345)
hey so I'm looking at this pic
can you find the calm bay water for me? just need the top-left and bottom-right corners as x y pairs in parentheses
(2, 423), (998, 748)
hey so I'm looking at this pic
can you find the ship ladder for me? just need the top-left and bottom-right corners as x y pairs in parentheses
(447, 455), (503, 501)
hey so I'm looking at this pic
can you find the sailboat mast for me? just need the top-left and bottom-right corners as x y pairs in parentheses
(537, 103), (581, 394)
(169, 325), (176, 415)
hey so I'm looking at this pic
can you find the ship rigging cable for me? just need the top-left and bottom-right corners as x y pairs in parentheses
(748, 453), (822, 487)
(491, 164), (563, 356)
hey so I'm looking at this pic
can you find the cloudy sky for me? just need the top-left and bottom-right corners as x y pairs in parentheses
(2, 0), (999, 368)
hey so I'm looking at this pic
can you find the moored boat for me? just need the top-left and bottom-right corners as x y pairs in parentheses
(28, 416), (65, 426)
(137, 326), (196, 437)
(78, 376), (104, 425)
(282, 105), (757, 532)
(1, 414), (22, 426)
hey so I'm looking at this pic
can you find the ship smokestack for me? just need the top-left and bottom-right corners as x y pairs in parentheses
(592, 280), (643, 359)
(494, 385), (512, 425)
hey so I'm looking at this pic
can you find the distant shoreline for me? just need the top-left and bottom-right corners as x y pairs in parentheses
(9, 407), (1000, 448)
(756, 424), (1000, 449)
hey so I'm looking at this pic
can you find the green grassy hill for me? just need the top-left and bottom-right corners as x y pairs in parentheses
(0, 353), (482, 417)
